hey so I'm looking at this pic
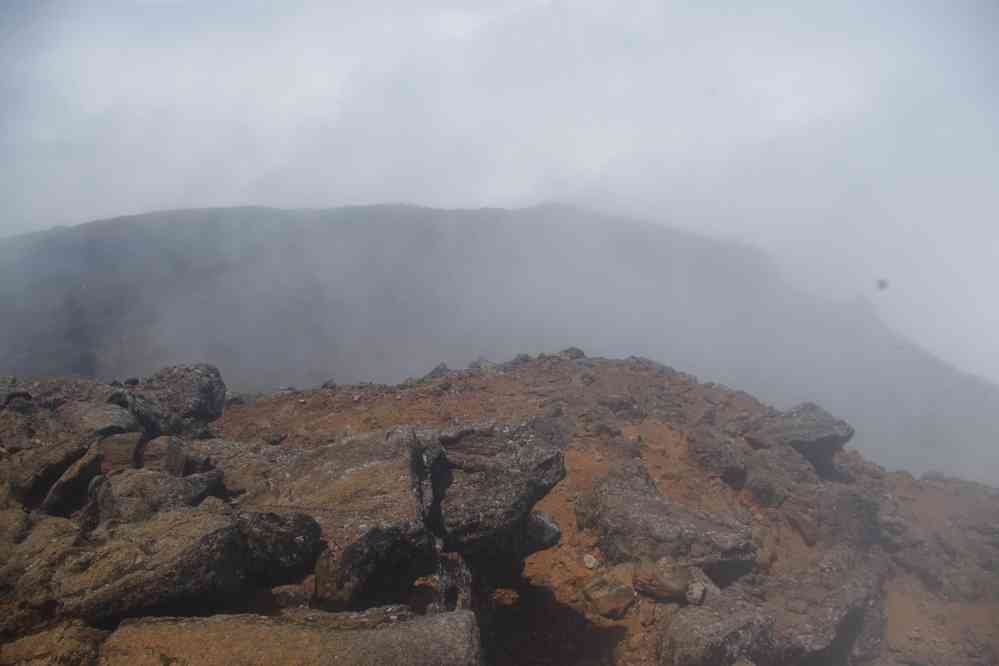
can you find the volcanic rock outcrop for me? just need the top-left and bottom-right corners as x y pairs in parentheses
(1, 352), (997, 665)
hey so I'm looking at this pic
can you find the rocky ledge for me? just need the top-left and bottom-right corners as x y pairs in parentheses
(1, 353), (997, 665)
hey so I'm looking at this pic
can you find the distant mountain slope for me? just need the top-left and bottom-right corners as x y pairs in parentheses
(1, 204), (996, 482)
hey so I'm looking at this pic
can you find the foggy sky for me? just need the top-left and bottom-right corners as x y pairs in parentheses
(2, 1), (997, 382)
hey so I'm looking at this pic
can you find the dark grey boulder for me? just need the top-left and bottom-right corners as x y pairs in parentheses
(744, 402), (854, 477)
(137, 435), (211, 477)
(576, 460), (756, 587)
(658, 599), (776, 666)
(236, 511), (323, 586)
(109, 364), (227, 437)
(1, 506), (323, 637)
(657, 547), (887, 666)
(0, 510), (244, 635)
(56, 402), (140, 439)
(412, 420), (567, 554)
(139, 364), (227, 422)
(314, 419), (567, 610)
(763, 548), (887, 663)
(314, 522), (435, 610)
(88, 468), (225, 525)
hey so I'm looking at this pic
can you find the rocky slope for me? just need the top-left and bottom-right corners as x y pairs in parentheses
(1, 351), (997, 665)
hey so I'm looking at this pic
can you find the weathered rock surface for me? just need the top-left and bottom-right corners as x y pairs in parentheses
(0, 506), (321, 637)
(98, 610), (482, 665)
(658, 599), (776, 666)
(236, 511), (324, 585)
(186, 428), (424, 611)
(0, 364), (229, 518)
(39, 446), (103, 517)
(765, 548), (888, 662)
(0, 620), (108, 666)
(0, 398), (139, 509)
(2, 354), (997, 666)
(87, 468), (225, 525)
(55, 403), (140, 441)
(3, 510), (243, 633)
(745, 402), (854, 477)
(128, 363), (227, 436)
(576, 460), (757, 586)
(658, 548), (887, 665)
(54, 363), (224, 443)
(315, 522), (434, 610)
(412, 420), (567, 554)
(134, 434), (210, 476)
(3, 444), (92, 511)
(314, 419), (567, 609)
(687, 428), (748, 488)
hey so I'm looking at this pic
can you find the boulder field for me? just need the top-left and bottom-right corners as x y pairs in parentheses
(1, 352), (997, 665)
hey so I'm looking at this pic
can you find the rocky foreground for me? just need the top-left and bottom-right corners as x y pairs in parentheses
(1, 351), (997, 665)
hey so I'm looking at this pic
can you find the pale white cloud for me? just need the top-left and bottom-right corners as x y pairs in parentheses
(1, 0), (997, 379)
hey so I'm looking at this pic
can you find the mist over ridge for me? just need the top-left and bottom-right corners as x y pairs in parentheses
(4, 4), (999, 662)
(1, 203), (995, 484)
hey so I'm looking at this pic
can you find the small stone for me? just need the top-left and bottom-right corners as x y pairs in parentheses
(583, 553), (599, 569)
